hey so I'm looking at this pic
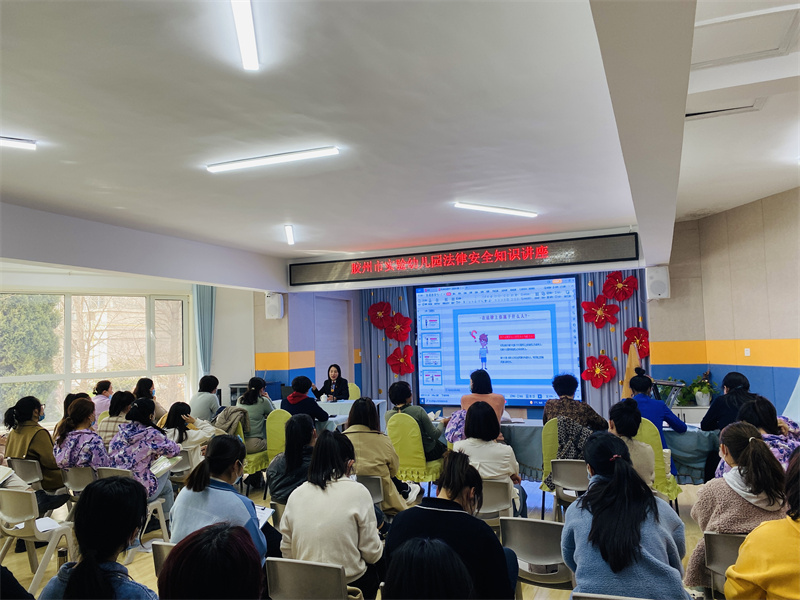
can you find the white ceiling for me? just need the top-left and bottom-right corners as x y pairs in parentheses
(0, 0), (797, 271)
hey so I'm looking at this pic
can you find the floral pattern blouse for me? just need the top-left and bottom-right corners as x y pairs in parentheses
(53, 429), (111, 470)
(109, 421), (180, 496)
(716, 417), (800, 477)
(445, 409), (467, 443)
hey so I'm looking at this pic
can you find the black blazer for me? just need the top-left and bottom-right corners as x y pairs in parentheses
(312, 378), (350, 400)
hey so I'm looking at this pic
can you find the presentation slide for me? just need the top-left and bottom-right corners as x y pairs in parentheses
(415, 277), (581, 408)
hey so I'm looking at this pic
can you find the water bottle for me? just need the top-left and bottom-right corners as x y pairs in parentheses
(57, 547), (68, 567)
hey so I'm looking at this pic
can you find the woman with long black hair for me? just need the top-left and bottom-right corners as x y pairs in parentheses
(236, 376), (274, 454)
(266, 413), (316, 504)
(561, 432), (689, 599)
(163, 401), (216, 470)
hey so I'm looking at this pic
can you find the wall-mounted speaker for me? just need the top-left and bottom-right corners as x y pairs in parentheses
(265, 293), (284, 319)
(645, 266), (671, 300)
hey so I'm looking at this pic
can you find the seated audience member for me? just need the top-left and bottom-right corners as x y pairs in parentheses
(158, 524), (263, 600)
(188, 375), (221, 421)
(543, 374), (607, 431)
(701, 372), (759, 432)
(53, 398), (110, 469)
(109, 398), (180, 522)
(629, 368), (686, 474)
(98, 391), (134, 449)
(281, 376), (330, 423)
(91, 380), (113, 417)
(170, 435), (276, 559)
(454, 401), (527, 517)
(237, 376), (274, 455)
(267, 414), (316, 504)
(385, 451), (516, 600)
(686, 422), (786, 589)
(132, 377), (167, 421)
(1, 565), (34, 600)
(312, 363), (350, 401)
(39, 476), (156, 600)
(445, 409), (468, 444)
(61, 393), (90, 426)
(725, 447), (800, 599)
(715, 397), (800, 477)
(608, 398), (655, 486)
(344, 397), (415, 515)
(561, 432), (689, 600)
(460, 370), (506, 424)
(280, 430), (383, 599)
(386, 381), (448, 461)
(382, 537), (476, 600)
(163, 402), (216, 470)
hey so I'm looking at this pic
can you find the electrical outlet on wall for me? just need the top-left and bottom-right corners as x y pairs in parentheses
(744, 348), (751, 357)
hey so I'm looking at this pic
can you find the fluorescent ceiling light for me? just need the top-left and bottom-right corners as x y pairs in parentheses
(0, 136), (37, 150)
(454, 201), (538, 218)
(284, 225), (295, 245)
(230, 0), (259, 71)
(207, 146), (340, 173)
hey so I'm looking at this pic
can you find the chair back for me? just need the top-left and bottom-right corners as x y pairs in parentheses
(152, 540), (176, 577)
(387, 412), (427, 472)
(97, 467), (133, 479)
(270, 500), (286, 528)
(0, 489), (39, 537)
(477, 479), (514, 517)
(170, 449), (192, 474)
(348, 383), (361, 399)
(356, 475), (384, 504)
(267, 409), (292, 462)
(634, 418), (681, 500)
(499, 517), (573, 587)
(7, 458), (44, 489)
(266, 557), (348, 600)
(551, 459), (589, 494)
(97, 410), (110, 423)
(705, 532), (747, 598)
(539, 419), (558, 492)
(62, 466), (97, 493)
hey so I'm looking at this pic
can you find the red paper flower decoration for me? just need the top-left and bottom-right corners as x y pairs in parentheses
(581, 295), (620, 329)
(368, 302), (393, 330)
(623, 327), (650, 359)
(602, 271), (639, 302)
(387, 345), (415, 375)
(386, 313), (412, 342)
(582, 355), (617, 389)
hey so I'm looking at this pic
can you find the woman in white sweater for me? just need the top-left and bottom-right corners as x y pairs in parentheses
(163, 402), (216, 470)
(280, 430), (383, 599)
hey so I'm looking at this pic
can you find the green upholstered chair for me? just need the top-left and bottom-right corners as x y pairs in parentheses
(386, 412), (443, 492)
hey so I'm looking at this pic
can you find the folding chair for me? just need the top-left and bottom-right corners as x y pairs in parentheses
(266, 557), (349, 600)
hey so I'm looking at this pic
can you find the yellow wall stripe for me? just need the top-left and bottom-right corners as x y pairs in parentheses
(354, 349), (362, 365)
(255, 351), (317, 371)
(289, 351), (316, 369)
(651, 339), (800, 369)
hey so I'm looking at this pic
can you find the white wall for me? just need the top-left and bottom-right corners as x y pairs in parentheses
(210, 287), (255, 406)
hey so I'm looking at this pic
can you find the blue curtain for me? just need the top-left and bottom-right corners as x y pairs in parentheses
(193, 284), (216, 376)
(578, 269), (648, 420)
(360, 288), (414, 400)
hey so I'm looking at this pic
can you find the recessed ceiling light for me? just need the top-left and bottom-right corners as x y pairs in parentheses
(206, 146), (340, 173)
(454, 201), (538, 218)
(0, 136), (37, 151)
(230, 0), (259, 71)
(284, 225), (295, 245)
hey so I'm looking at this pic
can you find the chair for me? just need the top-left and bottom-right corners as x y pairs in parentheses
(266, 557), (349, 600)
(539, 418), (558, 519)
(97, 410), (109, 423)
(500, 517), (573, 595)
(152, 540), (176, 577)
(270, 500), (286, 529)
(386, 412), (443, 494)
(705, 532), (747, 600)
(634, 418), (682, 513)
(7, 458), (45, 491)
(266, 409), (292, 463)
(168, 449), (193, 488)
(356, 475), (384, 504)
(348, 382), (361, 399)
(550, 459), (589, 521)
(476, 479), (514, 537)
(60, 466), (96, 519)
(0, 489), (77, 594)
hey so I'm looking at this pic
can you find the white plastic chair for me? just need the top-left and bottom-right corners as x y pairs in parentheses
(60, 466), (97, 519)
(499, 517), (574, 595)
(168, 449), (193, 488)
(270, 501), (286, 529)
(0, 489), (77, 594)
(152, 540), (176, 577)
(356, 475), (384, 504)
(550, 459), (589, 521)
(266, 557), (349, 600)
(7, 458), (45, 490)
(476, 479), (514, 537)
(705, 532), (747, 600)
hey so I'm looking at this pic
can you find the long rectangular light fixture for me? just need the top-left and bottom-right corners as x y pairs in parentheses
(454, 201), (538, 218)
(284, 225), (295, 245)
(0, 136), (37, 151)
(207, 146), (340, 173)
(231, 0), (259, 71)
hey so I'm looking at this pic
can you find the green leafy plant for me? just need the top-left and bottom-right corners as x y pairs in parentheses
(676, 371), (718, 406)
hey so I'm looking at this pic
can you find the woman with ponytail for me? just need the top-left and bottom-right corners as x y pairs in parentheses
(53, 398), (110, 470)
(562, 432), (689, 599)
(685, 422), (786, 589)
(91, 380), (113, 416)
(163, 402), (216, 470)
(4, 396), (65, 492)
(39, 476), (155, 600)
(236, 377), (275, 454)
(109, 398), (180, 520)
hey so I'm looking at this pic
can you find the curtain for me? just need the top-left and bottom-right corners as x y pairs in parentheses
(578, 269), (648, 420)
(360, 287), (414, 400)
(193, 284), (216, 376)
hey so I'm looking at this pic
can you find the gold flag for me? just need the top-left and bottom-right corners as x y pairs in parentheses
(621, 343), (641, 400)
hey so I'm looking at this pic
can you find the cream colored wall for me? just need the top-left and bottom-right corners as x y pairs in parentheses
(254, 291), (289, 354)
(209, 287), (255, 403)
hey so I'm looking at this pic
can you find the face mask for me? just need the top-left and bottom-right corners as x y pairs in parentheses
(38, 412), (46, 422)
(151, 390), (155, 397)
(349, 473), (358, 482)
(234, 475), (243, 485)
(91, 419), (97, 428)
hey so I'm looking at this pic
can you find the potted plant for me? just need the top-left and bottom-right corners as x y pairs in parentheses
(687, 371), (717, 407)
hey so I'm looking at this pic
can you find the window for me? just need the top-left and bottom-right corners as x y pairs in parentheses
(0, 294), (189, 424)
